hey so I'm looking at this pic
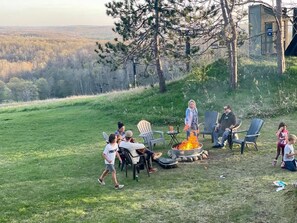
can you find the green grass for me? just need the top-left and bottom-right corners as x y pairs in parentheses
(1, 58), (297, 222)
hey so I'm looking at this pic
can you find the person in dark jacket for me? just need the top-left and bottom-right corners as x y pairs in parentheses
(213, 105), (236, 148)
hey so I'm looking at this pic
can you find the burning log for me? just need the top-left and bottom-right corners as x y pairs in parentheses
(169, 132), (208, 162)
(174, 132), (201, 150)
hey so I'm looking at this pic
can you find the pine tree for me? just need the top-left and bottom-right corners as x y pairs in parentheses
(96, 0), (212, 93)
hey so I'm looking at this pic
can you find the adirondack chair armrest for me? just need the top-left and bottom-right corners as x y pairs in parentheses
(198, 122), (205, 127)
(139, 132), (150, 138)
(153, 130), (164, 136)
(232, 129), (248, 134)
(200, 122), (217, 130)
(128, 151), (141, 158)
(245, 133), (260, 138)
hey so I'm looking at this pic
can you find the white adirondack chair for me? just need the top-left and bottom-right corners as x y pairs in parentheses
(137, 120), (165, 150)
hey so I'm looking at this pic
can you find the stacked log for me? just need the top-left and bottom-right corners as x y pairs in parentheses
(168, 150), (209, 162)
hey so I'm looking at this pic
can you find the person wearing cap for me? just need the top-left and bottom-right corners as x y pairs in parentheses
(212, 105), (236, 148)
(119, 130), (162, 173)
(115, 121), (125, 141)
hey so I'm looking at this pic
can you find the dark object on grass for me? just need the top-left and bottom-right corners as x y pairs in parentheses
(155, 157), (178, 169)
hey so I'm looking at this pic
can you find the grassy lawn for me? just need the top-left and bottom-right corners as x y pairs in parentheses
(1, 58), (297, 222)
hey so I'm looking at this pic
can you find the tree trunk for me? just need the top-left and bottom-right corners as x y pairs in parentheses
(154, 0), (166, 93)
(220, 0), (238, 89)
(185, 36), (191, 72)
(276, 0), (286, 75)
(230, 25), (238, 89)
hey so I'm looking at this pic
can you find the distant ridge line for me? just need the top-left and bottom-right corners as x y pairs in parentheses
(0, 25), (117, 40)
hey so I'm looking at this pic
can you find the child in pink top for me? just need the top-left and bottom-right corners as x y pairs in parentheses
(272, 122), (288, 167)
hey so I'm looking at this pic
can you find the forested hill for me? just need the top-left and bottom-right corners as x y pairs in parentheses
(0, 26), (184, 104)
(0, 26), (124, 103)
(0, 26), (116, 40)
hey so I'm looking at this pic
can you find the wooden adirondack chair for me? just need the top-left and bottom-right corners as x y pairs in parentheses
(137, 120), (165, 150)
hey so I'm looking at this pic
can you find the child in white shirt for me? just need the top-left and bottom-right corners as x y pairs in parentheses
(98, 134), (124, 189)
(283, 134), (297, 172)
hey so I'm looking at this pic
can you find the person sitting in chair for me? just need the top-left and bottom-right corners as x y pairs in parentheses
(213, 105), (237, 148)
(119, 130), (162, 173)
(115, 121), (126, 142)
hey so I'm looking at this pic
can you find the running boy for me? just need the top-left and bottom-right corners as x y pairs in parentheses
(98, 134), (124, 189)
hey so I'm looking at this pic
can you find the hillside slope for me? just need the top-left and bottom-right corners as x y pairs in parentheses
(1, 58), (297, 222)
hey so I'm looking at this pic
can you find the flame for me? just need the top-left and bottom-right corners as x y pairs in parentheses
(177, 132), (200, 150)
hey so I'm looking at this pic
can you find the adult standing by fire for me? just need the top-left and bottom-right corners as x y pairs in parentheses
(212, 105), (236, 148)
(184, 99), (199, 139)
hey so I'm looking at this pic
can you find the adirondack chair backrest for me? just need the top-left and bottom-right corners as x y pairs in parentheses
(137, 119), (165, 150)
(233, 119), (242, 130)
(245, 118), (264, 142)
(203, 111), (219, 132)
(137, 120), (152, 133)
(231, 119), (242, 139)
(122, 148), (135, 165)
(137, 120), (154, 144)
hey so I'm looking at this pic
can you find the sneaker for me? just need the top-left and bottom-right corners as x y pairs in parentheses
(115, 184), (124, 190)
(149, 168), (158, 173)
(153, 152), (162, 160)
(272, 159), (277, 167)
(212, 144), (222, 148)
(98, 178), (105, 185)
(281, 161), (285, 168)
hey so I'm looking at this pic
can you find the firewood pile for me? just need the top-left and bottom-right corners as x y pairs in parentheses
(168, 150), (209, 162)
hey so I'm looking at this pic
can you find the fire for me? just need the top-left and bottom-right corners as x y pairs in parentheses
(177, 132), (200, 150)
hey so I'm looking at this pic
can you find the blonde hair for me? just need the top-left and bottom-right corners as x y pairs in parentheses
(188, 99), (196, 108)
(288, 134), (297, 142)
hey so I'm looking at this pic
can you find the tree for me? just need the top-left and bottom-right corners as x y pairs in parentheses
(248, 0), (286, 75)
(220, 0), (240, 89)
(7, 77), (38, 102)
(96, 0), (206, 93)
(276, 0), (286, 74)
(36, 78), (50, 100)
(0, 80), (9, 103)
(189, 0), (247, 89)
(7, 77), (24, 102)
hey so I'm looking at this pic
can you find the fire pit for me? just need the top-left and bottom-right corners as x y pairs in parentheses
(168, 132), (208, 162)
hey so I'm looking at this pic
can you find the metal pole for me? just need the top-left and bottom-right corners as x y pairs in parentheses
(133, 57), (137, 88)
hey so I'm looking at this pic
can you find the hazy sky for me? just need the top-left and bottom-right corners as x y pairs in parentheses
(0, 0), (295, 27)
(0, 0), (113, 26)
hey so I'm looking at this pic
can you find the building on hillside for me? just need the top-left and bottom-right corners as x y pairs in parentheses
(249, 4), (291, 56)
(285, 8), (297, 56)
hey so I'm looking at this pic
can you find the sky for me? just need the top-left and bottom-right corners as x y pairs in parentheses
(0, 0), (295, 27)
(0, 0), (113, 26)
